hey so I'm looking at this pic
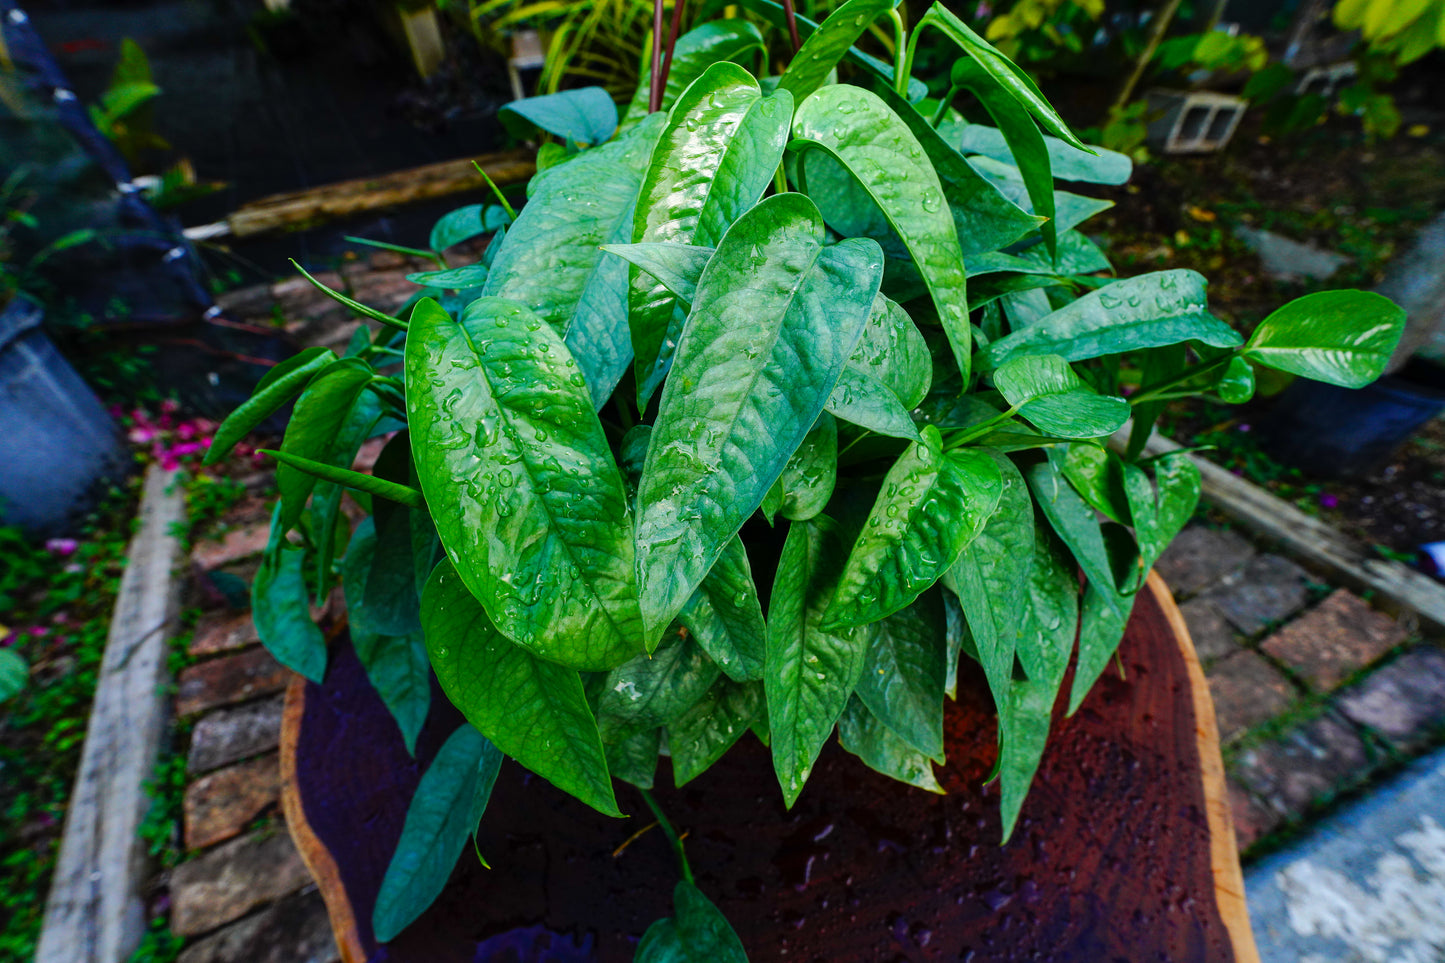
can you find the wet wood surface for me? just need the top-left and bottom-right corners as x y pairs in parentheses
(283, 572), (1258, 963)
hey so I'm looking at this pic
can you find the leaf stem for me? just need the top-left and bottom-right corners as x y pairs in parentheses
(638, 788), (694, 885)
(649, 0), (665, 113)
(471, 161), (518, 221)
(930, 83), (963, 128)
(890, 8), (908, 95)
(781, 0), (802, 54)
(659, 0), (687, 103)
(1128, 354), (1232, 406)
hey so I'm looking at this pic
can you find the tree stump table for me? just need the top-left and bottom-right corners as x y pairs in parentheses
(281, 571), (1260, 962)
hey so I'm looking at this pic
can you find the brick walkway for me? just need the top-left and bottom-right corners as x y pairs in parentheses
(1157, 525), (1445, 853)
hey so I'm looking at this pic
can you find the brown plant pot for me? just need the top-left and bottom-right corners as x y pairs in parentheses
(281, 572), (1260, 962)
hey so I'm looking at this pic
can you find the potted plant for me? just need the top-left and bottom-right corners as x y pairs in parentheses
(210, 0), (1404, 955)
(0, 175), (126, 534)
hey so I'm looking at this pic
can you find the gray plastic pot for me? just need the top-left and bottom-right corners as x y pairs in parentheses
(0, 295), (128, 534)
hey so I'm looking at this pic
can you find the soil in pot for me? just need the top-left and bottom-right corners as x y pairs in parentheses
(284, 575), (1255, 963)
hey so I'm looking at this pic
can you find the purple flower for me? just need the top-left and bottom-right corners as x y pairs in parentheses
(45, 538), (78, 557)
(1319, 493), (1339, 509)
(1237, 423), (1252, 433)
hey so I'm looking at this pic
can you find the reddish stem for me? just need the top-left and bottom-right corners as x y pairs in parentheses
(650, 0), (666, 113)
(659, 0), (687, 104)
(781, 0), (802, 54)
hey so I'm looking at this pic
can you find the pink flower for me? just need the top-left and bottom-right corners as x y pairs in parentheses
(159, 455), (181, 471)
(128, 426), (156, 444)
(160, 399), (180, 415)
(176, 423), (196, 441)
(169, 442), (204, 458)
(27, 625), (48, 637)
(45, 538), (78, 556)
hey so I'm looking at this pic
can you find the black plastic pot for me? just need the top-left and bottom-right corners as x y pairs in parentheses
(0, 295), (128, 534)
(1259, 357), (1445, 480)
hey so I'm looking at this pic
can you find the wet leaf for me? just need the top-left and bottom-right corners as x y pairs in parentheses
(252, 510), (326, 684)
(621, 20), (767, 128)
(775, 413), (837, 521)
(1242, 289), (1406, 388)
(499, 86), (618, 145)
(777, 0), (897, 103)
(678, 536), (767, 682)
(596, 634), (721, 743)
(992, 354), (1130, 439)
(668, 676), (763, 786)
(635, 881), (749, 963)
(206, 347), (335, 465)
(853, 595), (947, 760)
(275, 358), (374, 529)
(837, 696), (943, 792)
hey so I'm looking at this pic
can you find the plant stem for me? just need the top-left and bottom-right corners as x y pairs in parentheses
(1128, 354), (1232, 406)
(650, 0), (666, 113)
(471, 162), (518, 221)
(890, 8), (908, 95)
(639, 788), (694, 885)
(943, 406), (1020, 447)
(930, 83), (962, 127)
(1108, 0), (1184, 118)
(659, 0), (687, 102)
(781, 0), (802, 54)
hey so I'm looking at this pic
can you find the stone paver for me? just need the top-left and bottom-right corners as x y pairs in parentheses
(176, 648), (288, 718)
(1233, 714), (1372, 822)
(1206, 650), (1297, 742)
(191, 522), (271, 572)
(170, 830), (312, 937)
(1157, 525), (1257, 598)
(187, 694), (286, 774)
(1260, 589), (1409, 692)
(1228, 778), (1283, 852)
(184, 753), (282, 851)
(1179, 596), (1242, 663)
(175, 889), (337, 963)
(1336, 646), (1445, 750)
(1206, 554), (1313, 637)
(189, 612), (260, 658)
(1245, 747), (1445, 963)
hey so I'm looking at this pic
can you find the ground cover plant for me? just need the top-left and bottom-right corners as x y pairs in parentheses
(212, 0), (1407, 953)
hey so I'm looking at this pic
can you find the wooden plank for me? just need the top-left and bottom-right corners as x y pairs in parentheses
(1153, 569), (1262, 963)
(36, 467), (187, 963)
(1119, 430), (1445, 634)
(224, 150), (535, 239)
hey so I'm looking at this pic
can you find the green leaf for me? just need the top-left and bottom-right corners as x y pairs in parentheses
(259, 449), (424, 509)
(766, 516), (872, 807)
(595, 634), (721, 743)
(372, 724), (503, 942)
(950, 58), (1057, 258)
(499, 87), (618, 145)
(252, 518), (327, 684)
(0, 649), (27, 703)
(853, 596), (947, 761)
(828, 427), (1004, 628)
(290, 260), (408, 331)
(635, 881), (750, 963)
(429, 204), (510, 252)
(777, 0), (895, 103)
(1067, 583), (1133, 715)
(206, 347), (335, 465)
(943, 452), (1032, 707)
(995, 677), (1054, 841)
(678, 536), (767, 682)
(826, 294), (930, 441)
(405, 264), (489, 290)
(1027, 455), (1120, 597)
(635, 193), (882, 640)
(344, 519), (430, 754)
(630, 65), (793, 406)
(775, 413), (837, 521)
(836, 696), (943, 792)
(1216, 355), (1256, 403)
(599, 242), (714, 306)
(405, 297), (642, 670)
(484, 115), (665, 409)
(953, 122), (1131, 185)
(1058, 443), (1130, 525)
(913, 2), (1087, 150)
(793, 85), (973, 381)
(1242, 289), (1406, 388)
(982, 270), (1241, 369)
(275, 358), (374, 530)
(605, 727), (661, 790)
(422, 560), (621, 816)
(667, 676), (763, 786)
(1125, 452), (1200, 582)
(305, 389), (384, 602)
(992, 354), (1130, 439)
(621, 20), (767, 128)
(870, 81), (1042, 258)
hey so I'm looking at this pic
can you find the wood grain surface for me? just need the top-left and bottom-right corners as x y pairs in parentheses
(284, 574), (1259, 962)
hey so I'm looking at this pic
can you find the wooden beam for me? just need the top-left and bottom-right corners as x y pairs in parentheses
(1118, 430), (1445, 634)
(222, 149), (536, 239)
(36, 467), (186, 963)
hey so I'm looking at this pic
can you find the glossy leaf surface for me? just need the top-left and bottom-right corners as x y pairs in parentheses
(837, 696), (943, 792)
(793, 85), (973, 379)
(678, 536), (767, 682)
(636, 193), (881, 640)
(252, 540), (327, 684)
(421, 560), (620, 816)
(777, 0), (896, 103)
(853, 598), (947, 760)
(372, 724), (503, 942)
(775, 413), (837, 521)
(207, 347), (334, 465)
(600, 242), (714, 305)
(1242, 289), (1406, 388)
(276, 358), (373, 529)
(499, 86), (618, 145)
(766, 517), (871, 807)
(406, 297), (642, 670)
(828, 427), (1004, 628)
(667, 676), (763, 786)
(406, 264), (489, 290)
(429, 204), (510, 252)
(483, 116), (664, 408)
(630, 65), (792, 404)
(635, 882), (750, 963)
(621, 21), (767, 128)
(982, 270), (1241, 369)
(954, 122), (1131, 185)
(595, 635), (720, 743)
(992, 354), (1130, 439)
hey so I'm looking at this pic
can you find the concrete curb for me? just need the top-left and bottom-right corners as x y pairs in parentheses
(36, 466), (187, 963)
